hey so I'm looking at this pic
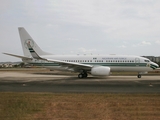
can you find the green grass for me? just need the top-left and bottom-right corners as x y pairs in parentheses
(0, 93), (160, 120)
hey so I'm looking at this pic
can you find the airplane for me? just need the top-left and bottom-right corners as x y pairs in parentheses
(3, 27), (159, 78)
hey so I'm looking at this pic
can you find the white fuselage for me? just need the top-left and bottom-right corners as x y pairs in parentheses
(23, 54), (157, 73)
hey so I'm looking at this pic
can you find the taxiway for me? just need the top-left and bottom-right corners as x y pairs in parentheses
(0, 71), (160, 93)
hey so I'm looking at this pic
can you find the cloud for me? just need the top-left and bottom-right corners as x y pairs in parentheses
(118, 45), (126, 48)
(78, 47), (97, 54)
(141, 41), (151, 45)
(14, 0), (160, 40)
(0, 0), (11, 14)
(67, 38), (79, 41)
(1, 0), (160, 61)
(155, 40), (160, 44)
(132, 41), (151, 47)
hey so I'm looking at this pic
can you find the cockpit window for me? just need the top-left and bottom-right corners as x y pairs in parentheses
(144, 60), (150, 62)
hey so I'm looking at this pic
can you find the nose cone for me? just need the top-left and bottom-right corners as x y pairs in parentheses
(150, 62), (159, 69)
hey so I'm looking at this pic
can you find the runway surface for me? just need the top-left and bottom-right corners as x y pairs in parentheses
(0, 72), (160, 93)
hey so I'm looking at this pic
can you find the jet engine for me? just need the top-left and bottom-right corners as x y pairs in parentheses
(91, 66), (110, 76)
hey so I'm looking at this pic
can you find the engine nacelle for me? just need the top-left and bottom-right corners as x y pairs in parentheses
(91, 66), (110, 76)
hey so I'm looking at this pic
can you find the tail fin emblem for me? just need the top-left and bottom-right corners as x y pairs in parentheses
(24, 39), (34, 49)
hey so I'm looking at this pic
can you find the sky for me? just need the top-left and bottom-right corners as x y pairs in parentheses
(1, 0), (160, 62)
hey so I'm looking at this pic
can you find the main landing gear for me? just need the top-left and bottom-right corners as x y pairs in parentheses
(78, 72), (88, 78)
(137, 74), (141, 78)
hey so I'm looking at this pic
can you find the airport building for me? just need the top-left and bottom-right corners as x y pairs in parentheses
(143, 56), (160, 64)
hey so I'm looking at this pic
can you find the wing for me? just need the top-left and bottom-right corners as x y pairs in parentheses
(26, 42), (93, 71)
(3, 53), (32, 60)
(46, 58), (93, 71)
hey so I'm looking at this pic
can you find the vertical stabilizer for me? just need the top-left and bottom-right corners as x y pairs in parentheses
(18, 27), (51, 57)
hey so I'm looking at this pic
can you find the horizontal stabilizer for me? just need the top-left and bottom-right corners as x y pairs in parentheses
(3, 53), (32, 60)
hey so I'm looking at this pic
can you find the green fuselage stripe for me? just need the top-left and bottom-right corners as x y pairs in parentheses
(29, 62), (147, 67)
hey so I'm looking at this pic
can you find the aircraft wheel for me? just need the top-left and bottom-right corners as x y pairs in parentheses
(83, 73), (88, 78)
(78, 74), (83, 78)
(137, 74), (141, 78)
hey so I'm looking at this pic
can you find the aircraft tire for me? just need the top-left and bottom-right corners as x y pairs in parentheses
(83, 73), (88, 78)
(78, 74), (83, 78)
(137, 74), (141, 78)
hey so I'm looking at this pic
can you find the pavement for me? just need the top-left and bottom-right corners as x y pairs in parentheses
(0, 71), (160, 93)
